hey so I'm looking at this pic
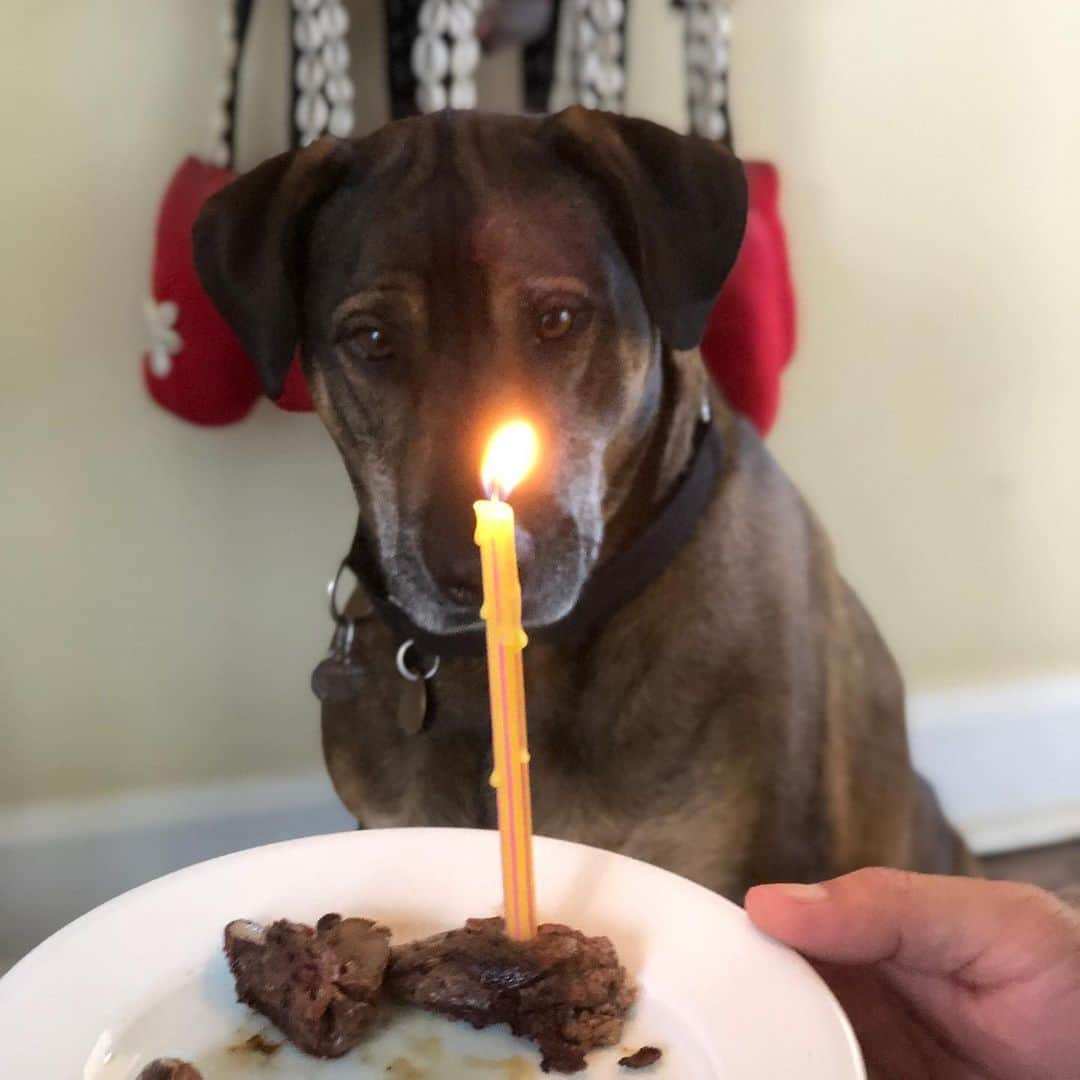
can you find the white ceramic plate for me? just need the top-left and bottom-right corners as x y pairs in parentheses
(0, 829), (863, 1079)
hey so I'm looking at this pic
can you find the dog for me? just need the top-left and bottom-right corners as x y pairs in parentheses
(194, 107), (974, 899)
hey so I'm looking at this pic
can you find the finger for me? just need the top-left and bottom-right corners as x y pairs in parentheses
(745, 868), (1079, 983)
(811, 961), (975, 1080)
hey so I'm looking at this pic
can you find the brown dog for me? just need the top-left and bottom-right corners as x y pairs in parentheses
(194, 108), (974, 898)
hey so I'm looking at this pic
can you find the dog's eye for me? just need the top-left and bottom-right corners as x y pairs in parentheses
(536, 306), (576, 342)
(339, 325), (392, 363)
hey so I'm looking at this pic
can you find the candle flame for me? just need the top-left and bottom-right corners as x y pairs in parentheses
(482, 420), (538, 500)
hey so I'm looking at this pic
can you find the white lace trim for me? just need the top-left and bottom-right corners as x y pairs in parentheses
(293, 0), (356, 145)
(144, 298), (183, 379)
(573, 0), (626, 112)
(207, 1), (240, 166)
(412, 0), (483, 113)
(684, 0), (731, 141)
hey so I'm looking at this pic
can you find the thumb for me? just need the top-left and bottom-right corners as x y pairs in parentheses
(745, 868), (1077, 983)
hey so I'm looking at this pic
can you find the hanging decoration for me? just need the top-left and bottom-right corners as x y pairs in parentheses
(572, 0), (627, 112)
(411, 0), (482, 112)
(700, 160), (797, 433)
(521, 0), (564, 112)
(140, 0), (264, 426)
(477, 0), (556, 52)
(683, 0), (798, 434)
(141, 0), (794, 433)
(208, 0), (247, 168)
(385, 0), (427, 118)
(388, 1), (562, 118)
(141, 0), (358, 425)
(683, 0), (731, 144)
(292, 0), (356, 146)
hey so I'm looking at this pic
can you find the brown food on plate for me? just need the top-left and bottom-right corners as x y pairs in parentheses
(223, 912), (391, 1058)
(229, 1031), (281, 1056)
(618, 1045), (663, 1069)
(135, 1060), (203, 1080)
(386, 917), (637, 1074)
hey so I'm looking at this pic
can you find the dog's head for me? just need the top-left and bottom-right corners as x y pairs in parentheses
(194, 109), (746, 633)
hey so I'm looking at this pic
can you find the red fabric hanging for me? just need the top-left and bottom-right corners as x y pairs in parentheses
(700, 161), (797, 435)
(143, 157), (259, 426)
(142, 156), (311, 426)
(275, 352), (315, 412)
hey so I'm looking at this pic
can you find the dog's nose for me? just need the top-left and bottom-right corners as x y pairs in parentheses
(420, 492), (484, 606)
(420, 496), (535, 608)
(425, 541), (485, 605)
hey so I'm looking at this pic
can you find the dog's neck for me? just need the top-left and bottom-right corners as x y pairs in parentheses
(600, 345), (710, 562)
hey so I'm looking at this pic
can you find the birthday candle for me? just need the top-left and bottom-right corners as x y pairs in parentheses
(474, 420), (538, 941)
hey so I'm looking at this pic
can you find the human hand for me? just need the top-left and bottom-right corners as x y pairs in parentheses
(745, 868), (1080, 1080)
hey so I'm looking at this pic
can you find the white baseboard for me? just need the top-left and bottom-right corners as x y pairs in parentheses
(0, 772), (354, 970)
(3, 675), (1079, 966)
(907, 675), (1080, 855)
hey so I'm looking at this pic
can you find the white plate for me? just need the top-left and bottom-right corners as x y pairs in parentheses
(0, 828), (864, 1079)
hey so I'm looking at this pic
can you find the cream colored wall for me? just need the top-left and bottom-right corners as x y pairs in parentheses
(724, 0), (1080, 686)
(2, 1), (1077, 806)
(1, 1), (362, 806)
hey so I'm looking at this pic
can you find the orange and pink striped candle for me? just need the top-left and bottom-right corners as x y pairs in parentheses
(474, 420), (538, 941)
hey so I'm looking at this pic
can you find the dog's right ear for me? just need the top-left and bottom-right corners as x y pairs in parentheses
(192, 136), (355, 399)
(543, 107), (747, 352)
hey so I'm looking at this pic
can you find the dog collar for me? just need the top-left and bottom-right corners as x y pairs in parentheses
(343, 402), (724, 663)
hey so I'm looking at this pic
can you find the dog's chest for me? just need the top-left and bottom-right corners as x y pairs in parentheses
(319, 622), (742, 852)
(321, 640), (584, 830)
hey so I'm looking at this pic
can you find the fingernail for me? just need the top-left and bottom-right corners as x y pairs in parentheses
(773, 882), (829, 902)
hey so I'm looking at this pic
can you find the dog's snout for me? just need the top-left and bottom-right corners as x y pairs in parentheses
(419, 486), (485, 605)
(420, 491), (537, 607)
(425, 542), (484, 604)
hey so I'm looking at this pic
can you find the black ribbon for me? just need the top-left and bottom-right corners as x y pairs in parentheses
(220, 0), (301, 170)
(220, 0), (257, 171)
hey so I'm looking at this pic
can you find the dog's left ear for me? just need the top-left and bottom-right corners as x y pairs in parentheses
(192, 136), (356, 399)
(543, 107), (748, 350)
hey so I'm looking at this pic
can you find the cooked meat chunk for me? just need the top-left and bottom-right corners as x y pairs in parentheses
(618, 1045), (663, 1068)
(135, 1060), (203, 1080)
(387, 917), (636, 1073)
(223, 913), (390, 1058)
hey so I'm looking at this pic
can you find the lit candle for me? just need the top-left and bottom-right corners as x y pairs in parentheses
(474, 420), (539, 941)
